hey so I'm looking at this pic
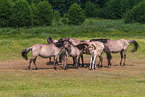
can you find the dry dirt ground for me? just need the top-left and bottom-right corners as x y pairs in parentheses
(0, 53), (144, 71)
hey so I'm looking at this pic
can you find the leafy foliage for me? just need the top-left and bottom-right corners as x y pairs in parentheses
(31, 3), (39, 26)
(11, 0), (32, 27)
(124, 1), (145, 23)
(53, 11), (61, 25)
(0, 0), (14, 27)
(37, 1), (53, 26)
(84, 1), (98, 18)
(67, 3), (86, 25)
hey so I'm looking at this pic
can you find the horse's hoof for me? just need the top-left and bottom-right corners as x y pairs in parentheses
(28, 67), (30, 70)
(75, 67), (78, 69)
(54, 67), (57, 70)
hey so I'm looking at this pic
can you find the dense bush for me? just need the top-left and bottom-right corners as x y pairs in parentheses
(124, 1), (145, 23)
(102, 0), (143, 19)
(53, 11), (61, 24)
(37, 1), (53, 26)
(67, 3), (86, 25)
(0, 0), (14, 27)
(31, 3), (39, 26)
(84, 1), (98, 18)
(12, 0), (32, 27)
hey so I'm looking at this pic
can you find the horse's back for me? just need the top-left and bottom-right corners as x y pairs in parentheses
(32, 44), (60, 58)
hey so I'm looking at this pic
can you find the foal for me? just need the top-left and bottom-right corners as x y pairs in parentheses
(87, 41), (112, 70)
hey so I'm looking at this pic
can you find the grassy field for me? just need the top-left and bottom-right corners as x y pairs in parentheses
(0, 19), (145, 96)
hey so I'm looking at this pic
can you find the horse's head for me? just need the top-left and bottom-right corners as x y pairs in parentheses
(47, 37), (53, 44)
(63, 41), (71, 54)
(82, 44), (90, 54)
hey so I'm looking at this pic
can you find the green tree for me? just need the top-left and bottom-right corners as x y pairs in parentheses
(0, 0), (14, 27)
(84, 1), (98, 17)
(53, 10), (61, 25)
(102, 0), (143, 19)
(124, 1), (145, 23)
(67, 3), (86, 25)
(31, 3), (39, 26)
(12, 0), (32, 27)
(37, 1), (53, 26)
(49, 0), (78, 16)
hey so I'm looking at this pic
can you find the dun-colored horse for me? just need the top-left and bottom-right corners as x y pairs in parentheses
(22, 38), (66, 70)
(90, 39), (139, 66)
(64, 38), (86, 66)
(59, 40), (89, 69)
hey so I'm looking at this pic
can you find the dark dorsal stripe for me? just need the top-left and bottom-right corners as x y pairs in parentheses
(90, 39), (109, 43)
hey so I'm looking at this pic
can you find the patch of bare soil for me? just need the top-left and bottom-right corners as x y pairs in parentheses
(0, 54), (144, 72)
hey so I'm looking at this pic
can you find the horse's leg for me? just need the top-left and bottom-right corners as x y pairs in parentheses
(81, 55), (84, 67)
(72, 57), (75, 66)
(89, 55), (92, 70)
(108, 56), (111, 68)
(49, 57), (51, 64)
(123, 50), (126, 66)
(33, 57), (38, 70)
(99, 55), (103, 68)
(64, 58), (67, 70)
(92, 55), (97, 70)
(54, 55), (58, 70)
(75, 56), (79, 69)
(28, 57), (35, 70)
(120, 51), (123, 66)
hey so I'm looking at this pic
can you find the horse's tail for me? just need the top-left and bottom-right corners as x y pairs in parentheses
(21, 47), (32, 60)
(103, 45), (112, 60)
(128, 40), (139, 52)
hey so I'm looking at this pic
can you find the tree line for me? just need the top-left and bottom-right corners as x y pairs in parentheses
(0, 0), (145, 27)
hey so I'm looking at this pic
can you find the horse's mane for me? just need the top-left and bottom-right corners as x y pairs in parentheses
(90, 39), (110, 43)
(47, 37), (53, 44)
(76, 43), (88, 50)
(65, 40), (88, 50)
(55, 39), (64, 48)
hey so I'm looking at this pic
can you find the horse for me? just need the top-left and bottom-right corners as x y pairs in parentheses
(22, 38), (66, 70)
(64, 38), (86, 66)
(90, 39), (139, 66)
(47, 37), (58, 64)
(59, 40), (89, 69)
(86, 41), (112, 70)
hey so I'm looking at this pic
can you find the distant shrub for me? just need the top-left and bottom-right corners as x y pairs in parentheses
(103, 0), (137, 19)
(37, 1), (53, 26)
(124, 1), (145, 23)
(12, 0), (32, 27)
(31, 3), (39, 26)
(0, 0), (14, 27)
(67, 3), (86, 25)
(84, 1), (98, 18)
(53, 10), (61, 24)
(62, 14), (69, 25)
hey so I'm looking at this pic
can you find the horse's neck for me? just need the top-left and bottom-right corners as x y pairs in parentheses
(70, 38), (80, 45)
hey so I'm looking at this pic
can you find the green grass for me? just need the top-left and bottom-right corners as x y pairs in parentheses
(0, 18), (145, 96)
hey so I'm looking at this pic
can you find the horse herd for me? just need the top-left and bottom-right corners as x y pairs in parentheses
(22, 37), (139, 70)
